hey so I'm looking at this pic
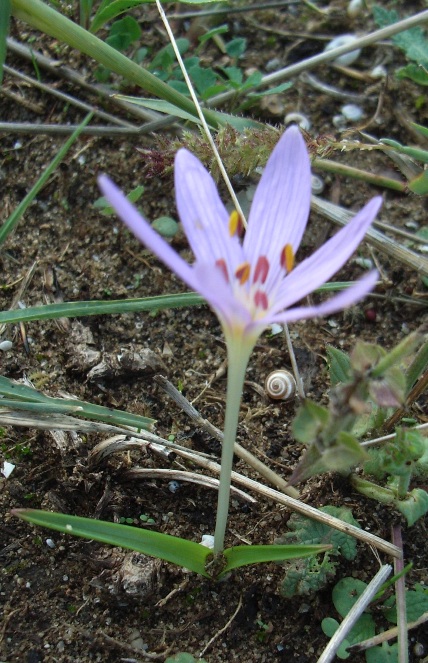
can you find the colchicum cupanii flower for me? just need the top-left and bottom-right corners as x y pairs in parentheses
(99, 126), (382, 554)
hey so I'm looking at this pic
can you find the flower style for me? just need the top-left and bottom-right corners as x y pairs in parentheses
(98, 126), (382, 349)
(99, 125), (382, 554)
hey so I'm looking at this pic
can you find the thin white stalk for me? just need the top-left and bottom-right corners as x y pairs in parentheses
(154, 0), (247, 227)
(283, 323), (305, 398)
(213, 340), (252, 554)
(317, 565), (393, 663)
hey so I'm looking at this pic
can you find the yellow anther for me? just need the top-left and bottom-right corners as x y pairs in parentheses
(280, 243), (295, 273)
(229, 210), (243, 237)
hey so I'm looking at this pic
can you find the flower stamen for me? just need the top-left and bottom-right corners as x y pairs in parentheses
(235, 262), (251, 285)
(215, 259), (229, 283)
(254, 290), (269, 310)
(280, 243), (295, 273)
(229, 210), (243, 238)
(254, 256), (269, 284)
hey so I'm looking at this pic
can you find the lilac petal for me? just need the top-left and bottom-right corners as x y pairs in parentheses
(269, 271), (378, 325)
(244, 126), (311, 284)
(271, 196), (382, 314)
(98, 175), (202, 293)
(174, 149), (244, 277)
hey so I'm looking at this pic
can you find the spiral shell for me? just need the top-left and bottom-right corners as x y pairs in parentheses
(265, 370), (297, 401)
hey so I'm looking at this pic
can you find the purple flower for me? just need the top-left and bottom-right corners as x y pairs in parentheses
(98, 126), (381, 345)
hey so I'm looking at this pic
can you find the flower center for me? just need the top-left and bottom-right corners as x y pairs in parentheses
(215, 211), (296, 319)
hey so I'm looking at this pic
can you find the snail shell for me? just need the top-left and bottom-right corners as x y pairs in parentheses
(265, 370), (297, 401)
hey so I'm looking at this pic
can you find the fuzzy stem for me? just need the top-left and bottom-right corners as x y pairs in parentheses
(213, 338), (253, 554)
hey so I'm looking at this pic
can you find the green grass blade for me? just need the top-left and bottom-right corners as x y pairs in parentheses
(220, 543), (331, 577)
(11, 0), (223, 129)
(0, 112), (93, 246)
(13, 509), (211, 577)
(0, 375), (155, 430)
(0, 284), (357, 325)
(0, 0), (11, 84)
(0, 293), (205, 324)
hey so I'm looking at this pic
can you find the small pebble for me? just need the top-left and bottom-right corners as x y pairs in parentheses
(265, 57), (281, 72)
(168, 480), (180, 493)
(341, 104), (364, 121)
(324, 35), (361, 67)
(0, 340), (13, 351)
(1, 461), (15, 478)
(46, 538), (56, 549)
(370, 64), (387, 79)
(201, 535), (215, 549)
(284, 112), (311, 131)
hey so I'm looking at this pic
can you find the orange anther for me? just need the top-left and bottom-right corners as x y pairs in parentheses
(235, 262), (251, 285)
(280, 243), (295, 272)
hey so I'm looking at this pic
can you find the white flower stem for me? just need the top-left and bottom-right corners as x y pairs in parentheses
(213, 339), (253, 554)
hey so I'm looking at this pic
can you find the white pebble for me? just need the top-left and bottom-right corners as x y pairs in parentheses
(324, 35), (361, 67)
(168, 480), (180, 493)
(370, 65), (387, 79)
(311, 174), (325, 194)
(0, 340), (13, 351)
(341, 104), (364, 121)
(46, 538), (56, 549)
(201, 535), (215, 549)
(284, 112), (311, 131)
(270, 323), (283, 336)
(1, 461), (15, 478)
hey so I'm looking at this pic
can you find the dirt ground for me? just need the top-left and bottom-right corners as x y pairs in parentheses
(1, 1), (428, 661)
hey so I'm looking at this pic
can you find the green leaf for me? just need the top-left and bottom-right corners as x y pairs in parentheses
(220, 543), (330, 577)
(397, 63), (428, 86)
(152, 216), (179, 238)
(90, 0), (152, 34)
(408, 169), (428, 195)
(332, 577), (368, 617)
(383, 584), (428, 623)
(326, 346), (351, 385)
(396, 488), (428, 526)
(225, 37), (246, 59)
(13, 510), (212, 577)
(106, 15), (141, 51)
(94, 184), (144, 215)
(365, 642), (398, 663)
(292, 400), (330, 444)
(411, 121), (428, 139)
(321, 618), (351, 659)
(198, 23), (228, 45)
